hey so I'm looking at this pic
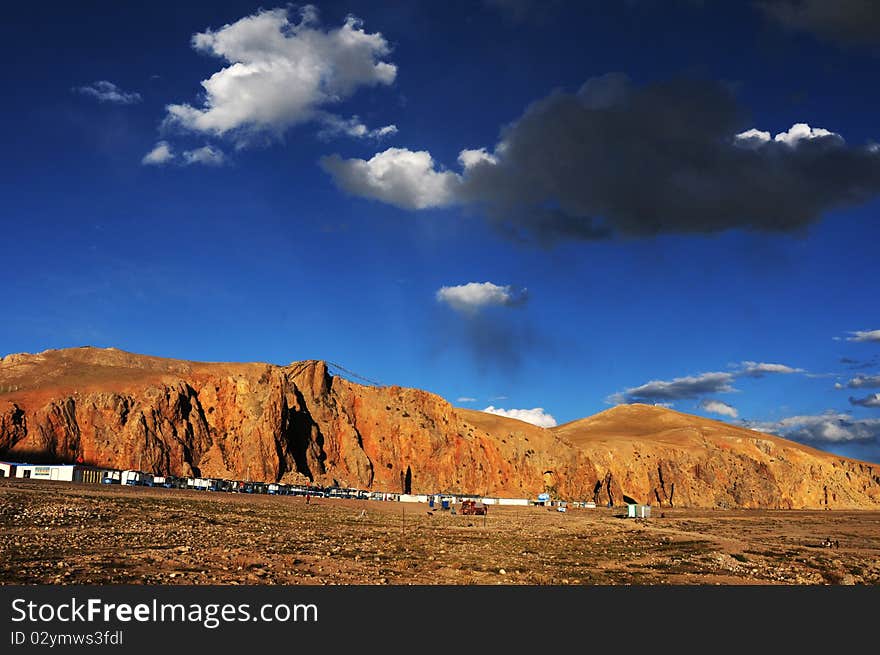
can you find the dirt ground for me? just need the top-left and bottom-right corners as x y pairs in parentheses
(1, 479), (878, 585)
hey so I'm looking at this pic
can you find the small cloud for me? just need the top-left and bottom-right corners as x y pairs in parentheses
(845, 329), (880, 342)
(182, 145), (226, 167)
(699, 398), (738, 418)
(850, 393), (880, 408)
(608, 371), (736, 403)
(481, 405), (557, 428)
(74, 80), (142, 105)
(772, 123), (843, 147)
(141, 141), (174, 165)
(737, 361), (805, 377)
(845, 375), (880, 389)
(317, 114), (398, 140)
(489, 395), (508, 401)
(747, 411), (880, 444)
(321, 148), (461, 210)
(436, 282), (528, 315)
(456, 396), (477, 403)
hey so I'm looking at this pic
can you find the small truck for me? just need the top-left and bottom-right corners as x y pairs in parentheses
(459, 500), (488, 515)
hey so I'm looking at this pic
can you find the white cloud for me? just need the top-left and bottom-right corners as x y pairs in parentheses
(456, 396), (477, 403)
(609, 371), (736, 403)
(734, 123), (842, 148)
(733, 128), (771, 147)
(142, 141), (175, 165)
(773, 122), (842, 146)
(317, 114), (397, 140)
(322, 146), (504, 208)
(458, 147), (498, 170)
(435, 282), (527, 314)
(845, 375), (880, 389)
(320, 148), (461, 209)
(182, 145), (226, 166)
(481, 405), (557, 428)
(75, 80), (142, 104)
(737, 361), (805, 377)
(748, 411), (880, 444)
(699, 399), (738, 418)
(846, 329), (880, 342)
(164, 6), (396, 141)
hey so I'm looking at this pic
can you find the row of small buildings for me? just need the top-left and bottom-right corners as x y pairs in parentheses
(0, 460), (650, 515)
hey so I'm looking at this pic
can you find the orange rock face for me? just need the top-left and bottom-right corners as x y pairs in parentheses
(1, 347), (879, 508)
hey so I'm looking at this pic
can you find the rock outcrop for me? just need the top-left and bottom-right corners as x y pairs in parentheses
(1, 347), (879, 508)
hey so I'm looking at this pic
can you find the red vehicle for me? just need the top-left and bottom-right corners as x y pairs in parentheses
(460, 500), (487, 515)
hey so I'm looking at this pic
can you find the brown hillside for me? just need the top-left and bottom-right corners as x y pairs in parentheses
(1, 347), (879, 509)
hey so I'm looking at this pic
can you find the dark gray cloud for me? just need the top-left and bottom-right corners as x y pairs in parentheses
(850, 393), (880, 408)
(323, 73), (880, 245)
(459, 73), (880, 243)
(608, 371), (736, 403)
(609, 359), (808, 404)
(430, 287), (541, 375)
(757, 0), (880, 47)
(840, 356), (880, 370)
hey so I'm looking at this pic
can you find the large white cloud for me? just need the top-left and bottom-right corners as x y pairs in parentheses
(435, 282), (527, 314)
(164, 6), (396, 141)
(320, 148), (462, 209)
(699, 399), (738, 418)
(481, 405), (557, 428)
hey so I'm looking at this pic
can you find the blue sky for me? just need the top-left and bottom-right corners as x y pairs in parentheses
(2, 1), (880, 461)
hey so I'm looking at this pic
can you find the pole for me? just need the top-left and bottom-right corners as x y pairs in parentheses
(402, 504), (406, 536)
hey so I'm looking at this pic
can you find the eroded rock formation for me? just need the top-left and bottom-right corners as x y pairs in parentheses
(1, 347), (879, 508)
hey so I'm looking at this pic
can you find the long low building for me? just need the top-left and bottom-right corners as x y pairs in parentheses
(5, 463), (106, 483)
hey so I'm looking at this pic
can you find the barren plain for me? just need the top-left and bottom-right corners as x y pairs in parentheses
(2, 479), (878, 585)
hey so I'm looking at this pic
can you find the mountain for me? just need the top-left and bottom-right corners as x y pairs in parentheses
(1, 347), (878, 508)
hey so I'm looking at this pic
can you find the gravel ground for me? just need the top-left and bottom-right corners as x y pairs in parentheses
(2, 479), (878, 585)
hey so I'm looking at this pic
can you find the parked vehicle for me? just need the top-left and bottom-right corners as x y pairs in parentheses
(460, 500), (487, 515)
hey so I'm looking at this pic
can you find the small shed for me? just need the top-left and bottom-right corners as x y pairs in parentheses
(626, 503), (651, 518)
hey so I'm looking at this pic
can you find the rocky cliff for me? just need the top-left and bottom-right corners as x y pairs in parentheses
(1, 347), (879, 509)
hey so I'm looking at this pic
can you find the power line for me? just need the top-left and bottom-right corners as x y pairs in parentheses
(326, 361), (383, 387)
